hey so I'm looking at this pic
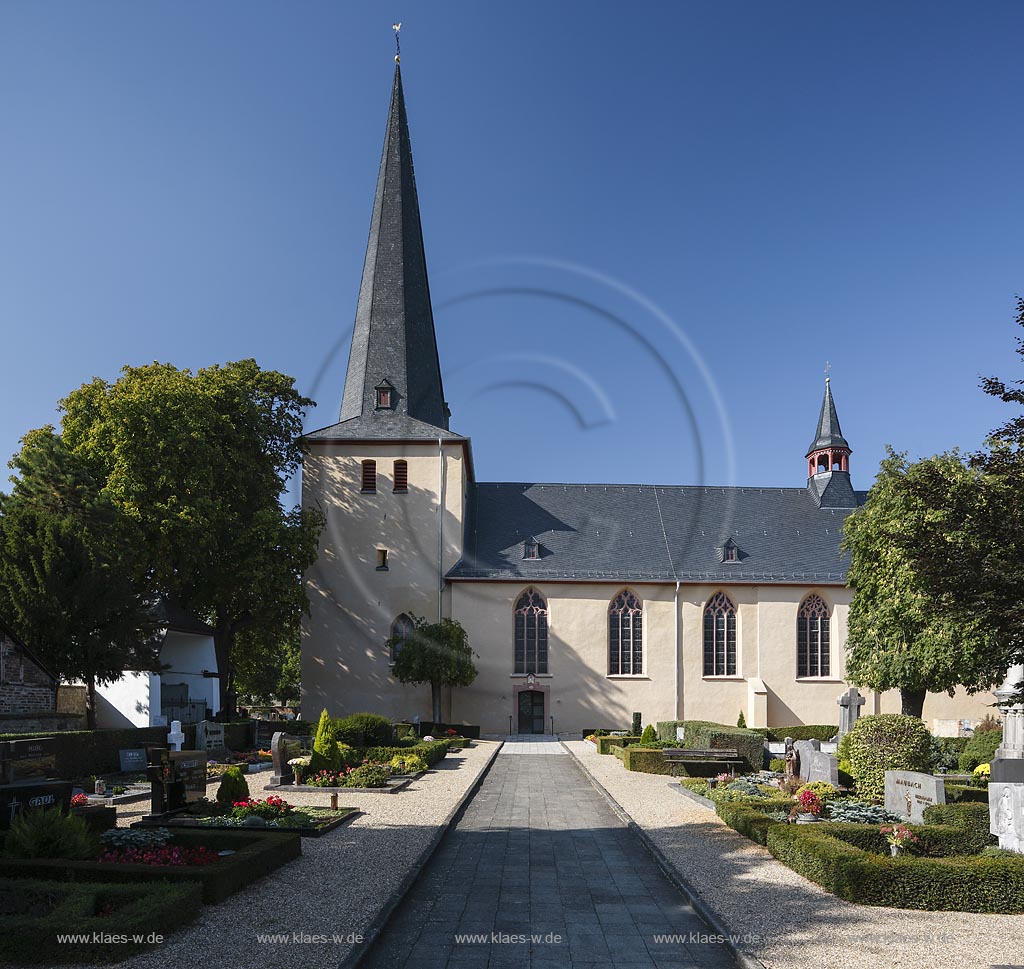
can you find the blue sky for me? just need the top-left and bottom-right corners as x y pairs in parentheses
(2, 2), (1022, 500)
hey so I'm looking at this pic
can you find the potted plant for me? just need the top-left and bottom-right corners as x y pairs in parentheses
(288, 755), (311, 785)
(880, 823), (919, 857)
(794, 788), (824, 823)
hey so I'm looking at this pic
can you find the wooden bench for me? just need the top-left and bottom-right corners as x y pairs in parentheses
(661, 747), (744, 777)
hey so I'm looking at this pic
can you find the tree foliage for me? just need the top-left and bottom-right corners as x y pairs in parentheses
(54, 359), (323, 717)
(841, 448), (1002, 717)
(899, 296), (1024, 698)
(389, 616), (477, 722)
(233, 627), (301, 707)
(0, 429), (158, 727)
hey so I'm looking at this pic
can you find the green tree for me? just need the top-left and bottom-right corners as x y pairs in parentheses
(233, 627), (301, 707)
(0, 429), (158, 727)
(901, 297), (1024, 699)
(389, 616), (477, 723)
(842, 448), (1001, 718)
(56, 360), (323, 718)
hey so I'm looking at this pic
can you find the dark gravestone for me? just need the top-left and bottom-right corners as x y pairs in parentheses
(145, 747), (209, 816)
(269, 732), (303, 787)
(118, 748), (148, 773)
(0, 738), (70, 829)
(196, 720), (226, 754)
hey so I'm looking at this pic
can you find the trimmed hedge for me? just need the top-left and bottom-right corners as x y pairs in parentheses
(958, 729), (1002, 773)
(0, 878), (203, 964)
(0, 828), (300, 904)
(718, 800), (1017, 911)
(666, 721), (766, 770)
(764, 725), (837, 742)
(944, 783), (988, 804)
(840, 715), (932, 798)
(364, 740), (449, 767)
(0, 722), (253, 777)
(596, 735), (640, 755)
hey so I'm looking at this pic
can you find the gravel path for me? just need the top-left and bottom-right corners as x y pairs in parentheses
(46, 740), (501, 969)
(566, 740), (1024, 969)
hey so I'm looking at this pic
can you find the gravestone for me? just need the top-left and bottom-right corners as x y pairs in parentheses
(989, 783), (1024, 854)
(268, 731), (303, 788)
(805, 750), (840, 787)
(196, 720), (226, 754)
(793, 739), (821, 781)
(884, 770), (946, 823)
(145, 747), (209, 816)
(837, 686), (865, 737)
(0, 738), (72, 829)
(118, 748), (148, 773)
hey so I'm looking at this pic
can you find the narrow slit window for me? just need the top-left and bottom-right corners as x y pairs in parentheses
(361, 460), (377, 492)
(376, 548), (389, 571)
(394, 460), (408, 492)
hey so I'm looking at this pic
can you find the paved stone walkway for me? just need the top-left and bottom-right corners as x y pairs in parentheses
(359, 742), (738, 969)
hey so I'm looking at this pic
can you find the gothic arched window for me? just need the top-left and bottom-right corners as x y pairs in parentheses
(390, 614), (414, 665)
(797, 594), (831, 678)
(608, 590), (643, 675)
(514, 589), (548, 674)
(703, 592), (737, 676)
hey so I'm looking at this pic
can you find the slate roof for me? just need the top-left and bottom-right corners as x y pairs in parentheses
(337, 63), (450, 434)
(807, 379), (850, 453)
(448, 483), (865, 583)
(305, 413), (466, 443)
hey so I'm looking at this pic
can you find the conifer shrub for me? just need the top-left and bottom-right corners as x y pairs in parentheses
(737, 710), (747, 728)
(309, 709), (340, 774)
(215, 767), (250, 807)
(2, 806), (97, 860)
(843, 714), (932, 797)
(639, 724), (657, 745)
(631, 712), (642, 736)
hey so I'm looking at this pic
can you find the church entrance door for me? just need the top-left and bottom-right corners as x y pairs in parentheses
(517, 690), (545, 734)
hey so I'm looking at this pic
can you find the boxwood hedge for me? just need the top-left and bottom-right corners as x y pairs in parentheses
(364, 740), (449, 767)
(596, 735), (640, 755)
(0, 878), (203, 964)
(717, 799), (1020, 911)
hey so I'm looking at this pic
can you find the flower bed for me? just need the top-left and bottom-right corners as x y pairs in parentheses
(0, 828), (300, 904)
(0, 878), (203, 964)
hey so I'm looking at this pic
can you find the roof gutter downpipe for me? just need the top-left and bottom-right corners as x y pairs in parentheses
(437, 437), (445, 623)
(674, 580), (682, 721)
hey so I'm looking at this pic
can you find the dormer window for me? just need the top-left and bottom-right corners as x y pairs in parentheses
(723, 539), (739, 563)
(375, 380), (395, 410)
(523, 538), (540, 560)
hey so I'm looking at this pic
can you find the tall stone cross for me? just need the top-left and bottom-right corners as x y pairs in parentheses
(837, 687), (865, 736)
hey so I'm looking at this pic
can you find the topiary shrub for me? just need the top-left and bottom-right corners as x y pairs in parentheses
(958, 729), (1002, 773)
(335, 713), (394, 748)
(631, 712), (642, 736)
(797, 781), (839, 803)
(216, 766), (250, 806)
(844, 714), (932, 798)
(309, 709), (340, 775)
(639, 724), (657, 745)
(737, 711), (746, 728)
(346, 764), (390, 788)
(2, 806), (97, 860)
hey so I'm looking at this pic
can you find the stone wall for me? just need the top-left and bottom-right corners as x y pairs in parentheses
(0, 632), (56, 715)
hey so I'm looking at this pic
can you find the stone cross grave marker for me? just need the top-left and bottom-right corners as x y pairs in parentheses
(837, 687), (865, 737)
(885, 770), (946, 823)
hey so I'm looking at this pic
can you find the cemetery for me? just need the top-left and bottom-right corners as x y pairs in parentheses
(581, 682), (1024, 914)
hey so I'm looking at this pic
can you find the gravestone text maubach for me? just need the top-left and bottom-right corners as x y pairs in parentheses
(885, 770), (946, 823)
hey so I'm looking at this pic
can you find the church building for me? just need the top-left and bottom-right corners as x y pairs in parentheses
(301, 63), (990, 735)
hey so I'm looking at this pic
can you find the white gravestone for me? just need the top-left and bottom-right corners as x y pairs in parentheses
(167, 720), (185, 751)
(989, 783), (1024, 854)
(884, 770), (946, 823)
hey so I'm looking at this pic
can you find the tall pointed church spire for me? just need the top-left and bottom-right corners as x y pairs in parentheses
(338, 60), (450, 432)
(805, 375), (856, 508)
